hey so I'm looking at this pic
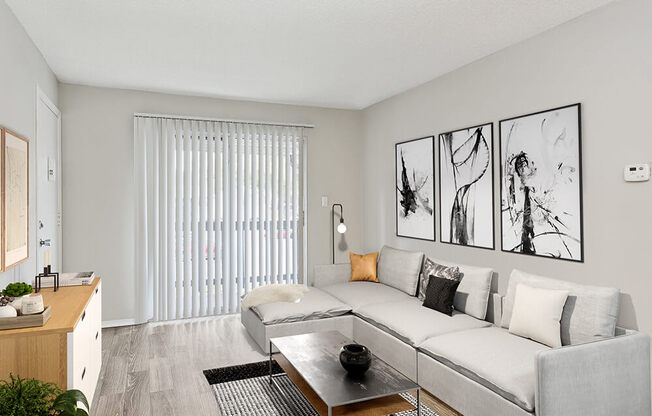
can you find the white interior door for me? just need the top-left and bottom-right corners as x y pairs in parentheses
(36, 87), (62, 272)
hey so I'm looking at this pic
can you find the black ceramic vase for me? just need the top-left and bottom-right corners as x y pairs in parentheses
(339, 344), (372, 376)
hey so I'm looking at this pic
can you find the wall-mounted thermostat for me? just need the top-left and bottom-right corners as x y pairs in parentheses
(624, 163), (650, 182)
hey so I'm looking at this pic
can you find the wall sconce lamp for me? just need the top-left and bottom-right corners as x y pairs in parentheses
(332, 203), (346, 263)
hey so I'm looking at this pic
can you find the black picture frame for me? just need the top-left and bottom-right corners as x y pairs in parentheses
(395, 136), (436, 241)
(498, 103), (584, 263)
(438, 122), (496, 251)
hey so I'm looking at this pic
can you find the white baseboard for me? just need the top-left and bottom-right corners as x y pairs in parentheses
(102, 318), (136, 328)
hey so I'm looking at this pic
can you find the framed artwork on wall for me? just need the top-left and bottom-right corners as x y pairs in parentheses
(395, 136), (435, 241)
(439, 123), (495, 249)
(0, 128), (3, 273)
(2, 127), (29, 269)
(499, 103), (583, 262)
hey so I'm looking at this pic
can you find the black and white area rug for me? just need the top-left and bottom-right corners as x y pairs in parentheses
(204, 360), (439, 416)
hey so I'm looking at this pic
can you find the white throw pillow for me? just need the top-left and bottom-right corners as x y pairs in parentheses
(241, 284), (309, 310)
(508, 284), (569, 348)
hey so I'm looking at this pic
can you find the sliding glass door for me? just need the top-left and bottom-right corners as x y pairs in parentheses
(134, 117), (306, 322)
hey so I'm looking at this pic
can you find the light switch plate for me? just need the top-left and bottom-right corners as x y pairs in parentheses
(321, 196), (328, 207)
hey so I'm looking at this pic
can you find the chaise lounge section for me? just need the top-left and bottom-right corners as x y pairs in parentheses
(241, 246), (651, 416)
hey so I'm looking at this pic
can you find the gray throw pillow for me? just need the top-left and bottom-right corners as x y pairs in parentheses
(418, 258), (462, 301)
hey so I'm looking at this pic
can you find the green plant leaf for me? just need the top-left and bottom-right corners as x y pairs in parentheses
(0, 373), (61, 416)
(51, 389), (89, 415)
(2, 282), (33, 297)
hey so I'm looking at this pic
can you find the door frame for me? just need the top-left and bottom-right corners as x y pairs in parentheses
(35, 85), (62, 272)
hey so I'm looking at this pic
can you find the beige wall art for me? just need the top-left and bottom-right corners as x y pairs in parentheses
(1, 127), (29, 270)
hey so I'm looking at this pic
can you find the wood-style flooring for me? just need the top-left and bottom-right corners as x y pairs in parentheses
(91, 315), (461, 416)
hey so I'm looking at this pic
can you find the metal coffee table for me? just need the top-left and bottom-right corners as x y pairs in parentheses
(270, 331), (420, 416)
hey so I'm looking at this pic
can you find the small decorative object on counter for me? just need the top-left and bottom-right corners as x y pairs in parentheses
(9, 297), (23, 314)
(21, 294), (45, 315)
(35, 271), (95, 288)
(339, 343), (372, 377)
(0, 296), (17, 318)
(0, 305), (17, 318)
(34, 265), (59, 292)
(2, 282), (33, 297)
(0, 296), (14, 306)
(2, 283), (33, 314)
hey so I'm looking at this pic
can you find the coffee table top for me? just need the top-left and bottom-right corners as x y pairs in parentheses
(270, 331), (419, 408)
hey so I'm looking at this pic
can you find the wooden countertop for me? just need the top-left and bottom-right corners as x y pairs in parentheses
(1, 278), (101, 337)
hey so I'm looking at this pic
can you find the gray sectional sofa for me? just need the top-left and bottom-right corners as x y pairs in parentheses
(241, 246), (651, 416)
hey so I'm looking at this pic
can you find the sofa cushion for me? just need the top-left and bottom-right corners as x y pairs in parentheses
(321, 281), (413, 311)
(418, 326), (550, 412)
(354, 298), (490, 346)
(500, 269), (620, 345)
(377, 246), (424, 296)
(425, 257), (493, 320)
(251, 287), (352, 325)
(313, 263), (351, 288)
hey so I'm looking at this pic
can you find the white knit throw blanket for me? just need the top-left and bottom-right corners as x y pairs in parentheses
(241, 284), (309, 310)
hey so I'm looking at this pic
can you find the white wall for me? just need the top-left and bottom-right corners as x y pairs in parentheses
(362, 0), (652, 334)
(58, 84), (363, 322)
(0, 1), (58, 289)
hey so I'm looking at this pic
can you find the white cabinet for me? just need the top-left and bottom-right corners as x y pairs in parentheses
(0, 279), (103, 412)
(67, 281), (102, 406)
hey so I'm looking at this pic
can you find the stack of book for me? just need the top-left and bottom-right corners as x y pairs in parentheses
(34, 272), (95, 288)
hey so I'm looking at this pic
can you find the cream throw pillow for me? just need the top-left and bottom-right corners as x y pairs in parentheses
(508, 284), (569, 348)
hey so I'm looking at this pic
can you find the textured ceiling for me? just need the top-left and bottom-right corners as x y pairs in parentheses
(7, 0), (615, 109)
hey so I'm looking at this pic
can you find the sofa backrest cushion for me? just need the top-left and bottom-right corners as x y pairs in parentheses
(500, 269), (621, 345)
(427, 257), (493, 320)
(313, 263), (351, 288)
(377, 246), (424, 296)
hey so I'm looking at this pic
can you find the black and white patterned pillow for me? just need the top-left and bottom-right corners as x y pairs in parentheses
(417, 258), (463, 301)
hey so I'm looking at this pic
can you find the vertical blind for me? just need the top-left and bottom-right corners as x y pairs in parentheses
(134, 116), (306, 322)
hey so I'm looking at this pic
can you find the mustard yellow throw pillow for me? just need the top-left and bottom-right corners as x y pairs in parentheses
(349, 252), (379, 282)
